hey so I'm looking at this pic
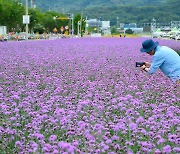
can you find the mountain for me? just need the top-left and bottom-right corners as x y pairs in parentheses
(24, 0), (167, 12)
(22, 0), (180, 25)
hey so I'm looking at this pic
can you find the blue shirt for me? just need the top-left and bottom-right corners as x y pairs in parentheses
(149, 46), (180, 82)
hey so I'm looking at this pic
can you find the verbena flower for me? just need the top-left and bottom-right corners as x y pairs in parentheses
(0, 38), (179, 153)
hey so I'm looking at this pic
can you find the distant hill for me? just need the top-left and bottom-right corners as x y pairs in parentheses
(24, 0), (167, 12)
(22, 0), (180, 25)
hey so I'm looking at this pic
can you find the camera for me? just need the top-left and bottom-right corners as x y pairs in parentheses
(136, 62), (145, 67)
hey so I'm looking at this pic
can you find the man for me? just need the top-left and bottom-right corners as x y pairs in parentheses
(140, 39), (180, 83)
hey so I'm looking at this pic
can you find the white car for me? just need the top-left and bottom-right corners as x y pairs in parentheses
(161, 32), (170, 38)
(175, 33), (180, 40)
(152, 32), (163, 38)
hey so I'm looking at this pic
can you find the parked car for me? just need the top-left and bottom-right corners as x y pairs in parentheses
(170, 34), (176, 40)
(0, 35), (8, 42)
(175, 33), (180, 40)
(161, 32), (170, 38)
(152, 32), (163, 38)
(169, 32), (178, 40)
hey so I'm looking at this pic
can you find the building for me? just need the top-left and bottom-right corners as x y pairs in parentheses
(119, 23), (143, 34)
(86, 19), (111, 35)
(86, 19), (101, 27)
(0, 26), (7, 35)
(124, 23), (137, 29)
(101, 21), (111, 35)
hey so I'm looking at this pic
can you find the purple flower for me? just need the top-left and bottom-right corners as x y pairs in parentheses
(114, 122), (125, 132)
(15, 141), (22, 147)
(168, 134), (177, 142)
(67, 146), (75, 153)
(157, 138), (165, 144)
(52, 149), (59, 154)
(129, 122), (137, 131)
(93, 123), (104, 131)
(154, 149), (161, 153)
(31, 142), (38, 152)
(34, 133), (44, 140)
(105, 139), (112, 144)
(163, 145), (171, 153)
(11, 94), (20, 100)
(103, 144), (109, 151)
(42, 146), (49, 152)
(173, 147), (180, 153)
(136, 116), (144, 123)
(58, 141), (70, 149)
(10, 117), (16, 121)
(49, 135), (57, 142)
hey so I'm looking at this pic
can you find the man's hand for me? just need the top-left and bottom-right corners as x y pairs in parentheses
(141, 65), (150, 72)
(144, 62), (151, 68)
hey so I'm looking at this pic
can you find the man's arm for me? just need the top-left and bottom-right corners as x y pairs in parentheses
(148, 54), (165, 74)
(141, 54), (165, 74)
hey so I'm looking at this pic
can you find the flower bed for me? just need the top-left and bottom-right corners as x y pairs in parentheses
(0, 38), (179, 153)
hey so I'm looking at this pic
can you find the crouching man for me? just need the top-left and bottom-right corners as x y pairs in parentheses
(140, 39), (180, 84)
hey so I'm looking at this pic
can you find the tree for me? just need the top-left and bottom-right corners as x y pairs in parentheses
(111, 26), (119, 34)
(125, 28), (134, 34)
(28, 8), (38, 33)
(32, 9), (44, 34)
(42, 11), (68, 33)
(73, 13), (86, 36)
(0, 0), (24, 32)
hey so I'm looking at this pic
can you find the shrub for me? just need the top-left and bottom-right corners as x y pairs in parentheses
(125, 28), (134, 34)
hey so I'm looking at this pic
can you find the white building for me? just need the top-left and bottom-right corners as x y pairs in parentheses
(86, 19), (111, 35)
(101, 21), (111, 35)
(0, 26), (7, 35)
(124, 28), (143, 34)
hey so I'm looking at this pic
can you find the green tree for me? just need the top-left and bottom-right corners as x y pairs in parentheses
(32, 9), (44, 34)
(42, 11), (68, 33)
(111, 26), (119, 34)
(28, 8), (38, 33)
(125, 28), (134, 34)
(73, 13), (86, 36)
(0, 0), (24, 32)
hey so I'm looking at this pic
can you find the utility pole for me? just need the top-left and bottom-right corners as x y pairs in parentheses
(78, 21), (80, 37)
(98, 17), (101, 33)
(117, 16), (119, 28)
(67, 13), (74, 38)
(31, 0), (35, 8)
(151, 18), (156, 33)
(80, 11), (83, 37)
(26, 0), (28, 40)
(85, 16), (88, 34)
(31, 0), (33, 8)
(72, 14), (74, 37)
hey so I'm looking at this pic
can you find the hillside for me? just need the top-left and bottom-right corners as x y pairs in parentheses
(24, 0), (167, 12)
(22, 0), (180, 25)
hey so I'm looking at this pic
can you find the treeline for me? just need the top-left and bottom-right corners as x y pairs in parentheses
(30, 0), (167, 12)
(0, 0), (85, 34)
(83, 0), (180, 25)
(1, 0), (179, 33)
(31, 0), (180, 26)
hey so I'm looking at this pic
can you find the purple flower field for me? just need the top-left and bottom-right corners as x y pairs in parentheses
(0, 38), (180, 153)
